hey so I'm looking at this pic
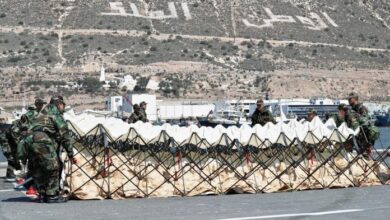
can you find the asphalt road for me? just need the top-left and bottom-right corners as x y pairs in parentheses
(0, 168), (389, 220)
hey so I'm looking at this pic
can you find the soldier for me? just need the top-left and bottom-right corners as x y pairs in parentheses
(347, 92), (379, 157)
(22, 98), (47, 195)
(24, 98), (47, 122)
(0, 117), (20, 182)
(0, 116), (30, 182)
(140, 101), (149, 122)
(307, 108), (317, 122)
(337, 103), (379, 157)
(127, 104), (143, 124)
(251, 99), (276, 126)
(336, 104), (358, 129)
(128, 104), (148, 123)
(17, 96), (76, 203)
(348, 92), (369, 117)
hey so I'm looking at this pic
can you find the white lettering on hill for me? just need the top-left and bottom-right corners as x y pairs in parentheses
(243, 7), (339, 31)
(101, 2), (192, 20)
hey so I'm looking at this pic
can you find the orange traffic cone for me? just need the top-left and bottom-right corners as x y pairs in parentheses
(26, 186), (38, 197)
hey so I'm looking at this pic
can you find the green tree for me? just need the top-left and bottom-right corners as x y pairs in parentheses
(79, 77), (102, 93)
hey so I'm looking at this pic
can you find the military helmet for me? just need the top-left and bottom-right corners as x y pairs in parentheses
(256, 99), (264, 105)
(338, 103), (349, 112)
(50, 95), (65, 105)
(133, 104), (140, 110)
(35, 98), (47, 105)
(347, 92), (358, 100)
(307, 108), (317, 115)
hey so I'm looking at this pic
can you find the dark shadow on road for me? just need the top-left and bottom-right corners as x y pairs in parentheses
(2, 197), (36, 203)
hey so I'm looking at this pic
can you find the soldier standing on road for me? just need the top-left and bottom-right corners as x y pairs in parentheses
(17, 96), (76, 203)
(0, 116), (22, 182)
(251, 99), (276, 126)
(0, 115), (31, 182)
(22, 98), (48, 195)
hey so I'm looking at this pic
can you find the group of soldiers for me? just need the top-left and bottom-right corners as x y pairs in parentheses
(251, 92), (379, 157)
(0, 96), (75, 203)
(126, 101), (149, 123)
(0, 92), (381, 203)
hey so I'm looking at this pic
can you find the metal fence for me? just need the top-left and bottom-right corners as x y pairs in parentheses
(64, 124), (390, 199)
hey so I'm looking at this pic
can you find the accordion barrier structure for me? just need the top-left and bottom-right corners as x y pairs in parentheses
(61, 111), (390, 200)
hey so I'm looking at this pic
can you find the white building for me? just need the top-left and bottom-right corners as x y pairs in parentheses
(105, 96), (123, 112)
(146, 79), (160, 91)
(122, 94), (158, 121)
(106, 95), (214, 121)
(106, 94), (157, 119)
(118, 75), (137, 91)
(157, 101), (215, 120)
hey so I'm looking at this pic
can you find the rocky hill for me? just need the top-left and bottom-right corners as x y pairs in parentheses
(0, 0), (389, 108)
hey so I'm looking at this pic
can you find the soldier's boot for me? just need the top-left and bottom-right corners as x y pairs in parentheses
(45, 195), (68, 203)
(5, 167), (16, 182)
(36, 194), (46, 203)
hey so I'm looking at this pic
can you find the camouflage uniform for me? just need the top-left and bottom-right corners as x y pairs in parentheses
(17, 103), (74, 197)
(251, 108), (275, 126)
(140, 101), (149, 122)
(332, 111), (359, 129)
(0, 119), (28, 179)
(128, 104), (148, 123)
(22, 105), (43, 188)
(24, 106), (39, 124)
(347, 93), (379, 150)
(0, 124), (17, 178)
(140, 109), (148, 121)
(351, 103), (369, 118)
(128, 111), (148, 123)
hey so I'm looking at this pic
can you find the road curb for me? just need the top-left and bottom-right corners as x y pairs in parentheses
(0, 162), (7, 168)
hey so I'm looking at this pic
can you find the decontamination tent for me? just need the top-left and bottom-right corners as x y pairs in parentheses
(63, 111), (388, 200)
(64, 112), (359, 146)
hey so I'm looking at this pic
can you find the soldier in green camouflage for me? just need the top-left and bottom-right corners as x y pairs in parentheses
(17, 96), (75, 203)
(307, 108), (317, 122)
(0, 119), (20, 182)
(251, 99), (276, 126)
(0, 116), (30, 182)
(337, 103), (379, 157)
(22, 98), (47, 193)
(336, 104), (360, 152)
(139, 101), (149, 122)
(128, 104), (148, 123)
(24, 98), (47, 123)
(347, 92), (379, 157)
(348, 92), (369, 117)
(335, 104), (359, 129)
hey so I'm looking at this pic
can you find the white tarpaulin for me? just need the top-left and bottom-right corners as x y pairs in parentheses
(64, 111), (359, 146)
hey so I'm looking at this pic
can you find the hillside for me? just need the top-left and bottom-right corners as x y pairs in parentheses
(0, 0), (389, 109)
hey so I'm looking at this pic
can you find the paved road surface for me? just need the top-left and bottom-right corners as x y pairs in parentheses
(0, 168), (389, 220)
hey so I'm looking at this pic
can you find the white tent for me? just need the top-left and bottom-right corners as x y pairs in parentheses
(64, 112), (359, 146)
